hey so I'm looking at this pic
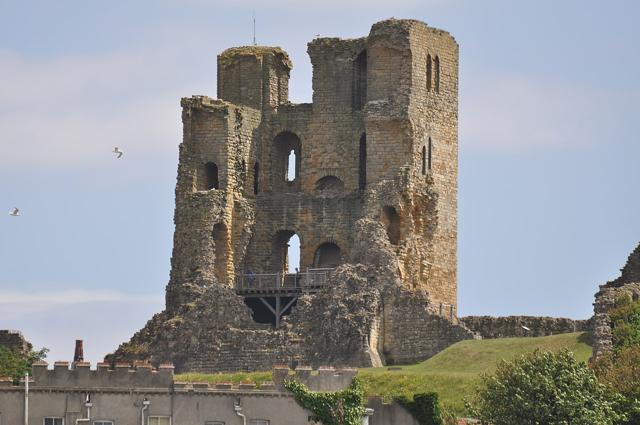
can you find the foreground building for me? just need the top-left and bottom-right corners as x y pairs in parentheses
(0, 362), (415, 425)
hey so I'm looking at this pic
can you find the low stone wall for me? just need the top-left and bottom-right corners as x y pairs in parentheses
(0, 330), (32, 356)
(459, 316), (592, 339)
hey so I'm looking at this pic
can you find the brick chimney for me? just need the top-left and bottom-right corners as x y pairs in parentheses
(74, 339), (84, 363)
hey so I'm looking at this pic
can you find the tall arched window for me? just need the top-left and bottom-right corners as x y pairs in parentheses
(205, 162), (219, 190)
(434, 56), (440, 93)
(421, 145), (427, 175)
(353, 50), (367, 110)
(253, 162), (260, 195)
(426, 54), (432, 92)
(359, 133), (367, 191)
(274, 131), (302, 186)
(428, 137), (433, 171)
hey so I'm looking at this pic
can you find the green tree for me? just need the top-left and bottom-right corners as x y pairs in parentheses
(592, 346), (640, 425)
(0, 346), (48, 383)
(466, 349), (625, 425)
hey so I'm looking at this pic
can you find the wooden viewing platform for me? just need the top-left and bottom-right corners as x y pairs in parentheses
(235, 268), (334, 327)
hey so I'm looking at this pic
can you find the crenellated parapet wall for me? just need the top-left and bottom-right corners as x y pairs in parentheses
(28, 361), (174, 389)
(272, 365), (357, 392)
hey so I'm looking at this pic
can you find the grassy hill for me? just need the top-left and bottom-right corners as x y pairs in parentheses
(177, 332), (592, 416)
(358, 332), (592, 414)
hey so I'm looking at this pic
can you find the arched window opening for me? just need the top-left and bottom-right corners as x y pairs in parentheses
(286, 149), (297, 181)
(426, 54), (432, 92)
(428, 137), (433, 170)
(353, 50), (367, 110)
(359, 133), (367, 191)
(315, 176), (344, 193)
(421, 145), (427, 175)
(205, 162), (219, 190)
(274, 230), (301, 275)
(212, 223), (227, 282)
(274, 131), (302, 184)
(434, 56), (440, 93)
(253, 162), (260, 195)
(313, 242), (342, 268)
(382, 206), (401, 245)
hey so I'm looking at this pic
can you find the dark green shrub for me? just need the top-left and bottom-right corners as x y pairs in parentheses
(284, 378), (366, 425)
(396, 392), (443, 425)
(466, 349), (625, 425)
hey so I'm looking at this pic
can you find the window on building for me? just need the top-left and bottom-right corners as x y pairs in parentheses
(353, 50), (367, 110)
(313, 242), (342, 268)
(286, 150), (296, 181)
(205, 162), (219, 190)
(359, 133), (367, 191)
(428, 137), (433, 170)
(148, 417), (171, 425)
(274, 131), (301, 185)
(421, 145), (427, 175)
(44, 419), (64, 425)
(426, 54), (432, 92)
(93, 421), (114, 425)
(249, 420), (269, 425)
(205, 422), (225, 425)
(434, 56), (440, 93)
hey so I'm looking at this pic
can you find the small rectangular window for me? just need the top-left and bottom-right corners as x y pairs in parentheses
(94, 421), (114, 425)
(44, 418), (64, 425)
(205, 422), (225, 425)
(249, 420), (269, 425)
(148, 417), (171, 425)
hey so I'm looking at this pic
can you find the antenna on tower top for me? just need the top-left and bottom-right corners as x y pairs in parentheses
(252, 11), (256, 46)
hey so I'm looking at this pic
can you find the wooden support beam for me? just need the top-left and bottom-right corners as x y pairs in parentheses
(258, 297), (276, 315)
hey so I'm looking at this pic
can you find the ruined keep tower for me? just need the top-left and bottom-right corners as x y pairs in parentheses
(112, 19), (474, 372)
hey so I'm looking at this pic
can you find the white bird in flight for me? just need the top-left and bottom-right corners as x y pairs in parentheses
(113, 147), (123, 159)
(8, 207), (19, 216)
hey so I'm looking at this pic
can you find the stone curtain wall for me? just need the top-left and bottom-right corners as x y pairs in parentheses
(111, 19), (470, 372)
(0, 330), (32, 356)
(592, 242), (640, 358)
(460, 316), (592, 339)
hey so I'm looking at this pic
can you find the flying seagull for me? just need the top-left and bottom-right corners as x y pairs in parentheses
(521, 325), (531, 332)
(113, 147), (123, 159)
(8, 207), (19, 216)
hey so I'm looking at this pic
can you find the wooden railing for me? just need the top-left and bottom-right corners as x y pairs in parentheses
(235, 268), (333, 293)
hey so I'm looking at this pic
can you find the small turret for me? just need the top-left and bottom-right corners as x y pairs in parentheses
(217, 46), (292, 111)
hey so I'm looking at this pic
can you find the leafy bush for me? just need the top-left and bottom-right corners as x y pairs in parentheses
(592, 346), (640, 425)
(610, 295), (640, 350)
(466, 349), (625, 425)
(284, 377), (366, 425)
(0, 346), (48, 383)
(396, 392), (443, 425)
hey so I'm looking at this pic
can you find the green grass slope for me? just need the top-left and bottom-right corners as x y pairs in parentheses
(176, 332), (592, 416)
(358, 332), (592, 414)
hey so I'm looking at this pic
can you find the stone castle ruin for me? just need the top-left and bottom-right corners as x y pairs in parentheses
(110, 18), (476, 372)
(592, 242), (640, 357)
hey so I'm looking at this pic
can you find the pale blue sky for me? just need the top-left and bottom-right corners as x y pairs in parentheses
(1, 0), (638, 364)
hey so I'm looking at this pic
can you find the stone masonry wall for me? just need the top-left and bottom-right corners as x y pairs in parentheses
(460, 316), (592, 339)
(592, 242), (640, 358)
